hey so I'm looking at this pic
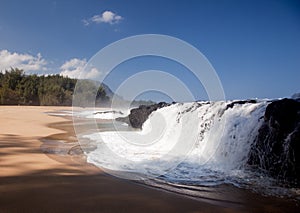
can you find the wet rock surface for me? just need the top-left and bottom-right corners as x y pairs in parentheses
(248, 98), (300, 186)
(116, 102), (170, 129)
(128, 102), (170, 129)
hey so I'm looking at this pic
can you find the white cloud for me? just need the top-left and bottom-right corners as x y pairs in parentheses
(0, 49), (47, 72)
(83, 10), (123, 26)
(60, 58), (101, 79)
(0, 50), (102, 79)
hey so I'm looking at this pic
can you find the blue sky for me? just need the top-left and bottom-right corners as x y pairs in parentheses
(0, 0), (299, 101)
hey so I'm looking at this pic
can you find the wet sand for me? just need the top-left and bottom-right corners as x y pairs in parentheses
(0, 106), (298, 212)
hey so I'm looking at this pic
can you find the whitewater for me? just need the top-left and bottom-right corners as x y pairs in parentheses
(78, 101), (299, 198)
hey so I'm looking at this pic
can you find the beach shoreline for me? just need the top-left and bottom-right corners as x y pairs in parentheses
(0, 106), (228, 212)
(0, 106), (299, 212)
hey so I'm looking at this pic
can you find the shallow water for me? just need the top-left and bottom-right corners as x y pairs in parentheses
(44, 108), (300, 211)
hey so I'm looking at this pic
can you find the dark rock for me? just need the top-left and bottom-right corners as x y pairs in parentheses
(128, 102), (170, 129)
(226, 99), (257, 110)
(248, 98), (300, 186)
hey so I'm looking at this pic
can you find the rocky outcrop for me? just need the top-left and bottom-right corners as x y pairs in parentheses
(225, 99), (257, 109)
(248, 98), (300, 186)
(128, 102), (170, 129)
(116, 102), (170, 129)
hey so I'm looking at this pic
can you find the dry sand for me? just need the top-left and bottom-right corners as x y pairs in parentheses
(0, 106), (298, 213)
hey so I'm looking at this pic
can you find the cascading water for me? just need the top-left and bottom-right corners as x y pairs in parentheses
(81, 100), (300, 198)
(161, 101), (267, 184)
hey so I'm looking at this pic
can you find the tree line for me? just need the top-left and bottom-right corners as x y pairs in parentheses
(0, 68), (108, 106)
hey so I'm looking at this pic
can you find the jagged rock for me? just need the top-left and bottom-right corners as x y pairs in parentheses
(128, 102), (170, 129)
(226, 99), (257, 110)
(248, 98), (300, 186)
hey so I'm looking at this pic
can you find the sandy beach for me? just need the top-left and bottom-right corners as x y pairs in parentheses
(0, 106), (226, 212)
(1, 106), (299, 213)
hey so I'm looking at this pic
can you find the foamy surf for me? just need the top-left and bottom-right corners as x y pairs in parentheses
(77, 100), (300, 198)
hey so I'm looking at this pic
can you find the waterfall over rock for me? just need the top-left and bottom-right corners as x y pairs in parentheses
(84, 98), (300, 196)
(248, 98), (300, 186)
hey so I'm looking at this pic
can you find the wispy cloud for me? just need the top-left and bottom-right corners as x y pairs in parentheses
(60, 58), (101, 79)
(0, 49), (47, 72)
(83, 10), (123, 26)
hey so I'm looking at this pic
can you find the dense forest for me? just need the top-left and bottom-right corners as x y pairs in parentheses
(0, 68), (108, 106)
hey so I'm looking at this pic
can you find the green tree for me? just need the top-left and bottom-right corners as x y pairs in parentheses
(0, 68), (108, 106)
